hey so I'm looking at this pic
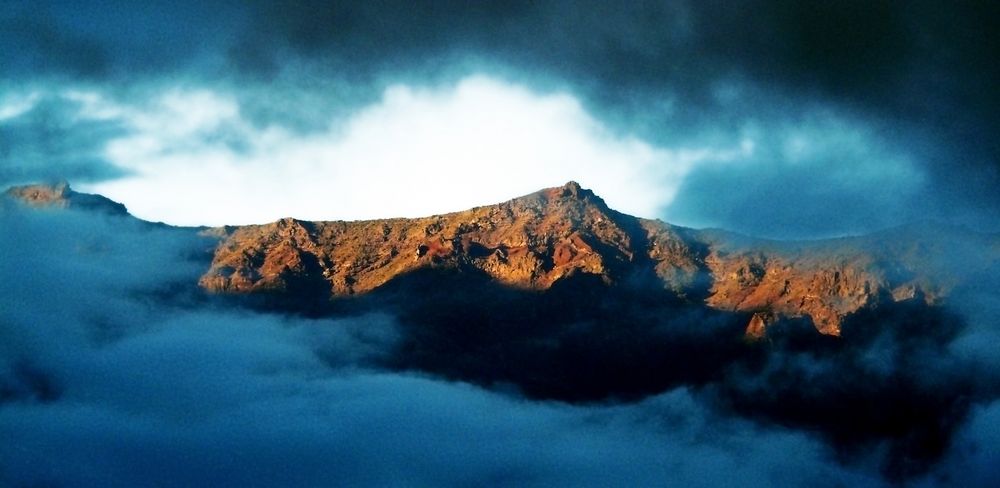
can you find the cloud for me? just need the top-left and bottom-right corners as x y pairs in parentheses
(664, 113), (928, 238)
(20, 76), (932, 240)
(0, 73), (976, 240)
(4, 202), (1000, 485)
(224, 0), (1000, 201)
(0, 205), (893, 487)
(2, 1), (998, 237)
(74, 76), (742, 225)
(0, 91), (128, 187)
(917, 400), (1000, 487)
(0, 90), (42, 121)
(0, 1), (242, 81)
(0, 375), (884, 487)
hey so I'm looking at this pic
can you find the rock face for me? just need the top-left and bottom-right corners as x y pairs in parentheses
(196, 181), (1000, 336)
(199, 181), (701, 296)
(699, 237), (890, 336)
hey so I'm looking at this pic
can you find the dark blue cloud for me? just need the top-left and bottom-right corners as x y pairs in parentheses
(3, 187), (1000, 486)
(667, 162), (920, 240)
(0, 0), (243, 80)
(664, 117), (929, 239)
(0, 206), (889, 487)
(0, 94), (128, 187)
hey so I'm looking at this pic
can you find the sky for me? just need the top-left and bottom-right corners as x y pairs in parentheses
(1, 0), (997, 238)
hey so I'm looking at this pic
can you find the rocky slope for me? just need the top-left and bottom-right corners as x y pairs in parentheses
(191, 181), (999, 336)
(199, 182), (700, 295)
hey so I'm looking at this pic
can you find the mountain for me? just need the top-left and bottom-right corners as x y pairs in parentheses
(192, 181), (999, 337)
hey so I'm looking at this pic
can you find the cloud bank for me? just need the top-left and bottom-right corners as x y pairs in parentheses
(1, 204), (893, 487)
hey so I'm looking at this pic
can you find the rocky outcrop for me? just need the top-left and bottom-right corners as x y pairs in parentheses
(701, 244), (886, 335)
(199, 182), (703, 297)
(4, 182), (128, 216)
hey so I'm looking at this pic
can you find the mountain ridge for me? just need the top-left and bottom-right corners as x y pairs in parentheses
(6, 180), (998, 337)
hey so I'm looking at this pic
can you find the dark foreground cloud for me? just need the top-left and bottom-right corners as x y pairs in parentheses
(0, 205), (894, 487)
(919, 400), (1000, 487)
(3, 200), (1000, 486)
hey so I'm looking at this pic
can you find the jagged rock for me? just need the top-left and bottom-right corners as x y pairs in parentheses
(745, 312), (773, 339)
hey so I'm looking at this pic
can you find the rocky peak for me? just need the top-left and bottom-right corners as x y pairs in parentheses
(4, 182), (128, 216)
(5, 181), (72, 206)
(539, 181), (608, 212)
(199, 182), (677, 298)
(557, 180), (588, 199)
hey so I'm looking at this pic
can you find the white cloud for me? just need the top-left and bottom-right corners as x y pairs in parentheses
(78, 76), (741, 226)
(0, 90), (41, 121)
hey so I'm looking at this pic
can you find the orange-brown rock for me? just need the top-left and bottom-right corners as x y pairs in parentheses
(198, 182), (696, 296)
(197, 181), (1000, 337)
